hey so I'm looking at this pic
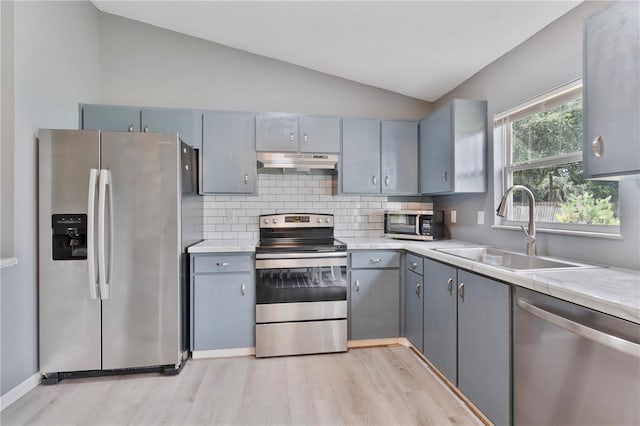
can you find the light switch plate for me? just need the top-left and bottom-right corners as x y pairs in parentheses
(477, 211), (485, 225)
(451, 210), (457, 224)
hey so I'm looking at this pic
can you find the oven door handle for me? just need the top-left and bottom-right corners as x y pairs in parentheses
(256, 257), (347, 270)
(256, 252), (347, 260)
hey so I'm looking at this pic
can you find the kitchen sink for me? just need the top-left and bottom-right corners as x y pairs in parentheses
(435, 247), (593, 271)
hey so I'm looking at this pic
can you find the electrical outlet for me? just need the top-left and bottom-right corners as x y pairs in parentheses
(226, 210), (235, 221)
(477, 211), (485, 225)
(451, 210), (457, 224)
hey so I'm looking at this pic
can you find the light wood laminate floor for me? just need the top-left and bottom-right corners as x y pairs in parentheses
(1, 346), (482, 425)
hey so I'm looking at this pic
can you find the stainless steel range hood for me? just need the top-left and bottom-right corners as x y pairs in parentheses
(257, 152), (338, 171)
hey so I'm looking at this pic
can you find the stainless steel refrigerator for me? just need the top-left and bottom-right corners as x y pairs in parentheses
(38, 129), (202, 382)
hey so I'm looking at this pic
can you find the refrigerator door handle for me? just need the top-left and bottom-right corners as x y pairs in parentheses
(98, 169), (113, 299)
(87, 168), (99, 299)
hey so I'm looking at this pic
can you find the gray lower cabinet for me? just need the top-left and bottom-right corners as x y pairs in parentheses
(349, 250), (400, 340)
(81, 104), (140, 132)
(457, 270), (511, 426)
(341, 118), (381, 194)
(141, 108), (202, 150)
(404, 255), (424, 352)
(201, 111), (257, 194)
(381, 120), (418, 195)
(256, 113), (299, 152)
(191, 253), (255, 351)
(583, 1), (640, 179)
(422, 258), (457, 385)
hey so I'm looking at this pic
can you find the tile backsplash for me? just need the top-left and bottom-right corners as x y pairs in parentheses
(202, 173), (432, 240)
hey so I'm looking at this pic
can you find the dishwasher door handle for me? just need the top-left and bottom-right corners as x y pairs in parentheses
(517, 298), (640, 358)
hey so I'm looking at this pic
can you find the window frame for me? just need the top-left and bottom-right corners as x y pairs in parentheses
(494, 80), (620, 235)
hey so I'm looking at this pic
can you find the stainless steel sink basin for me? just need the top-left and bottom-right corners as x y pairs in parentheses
(435, 247), (592, 271)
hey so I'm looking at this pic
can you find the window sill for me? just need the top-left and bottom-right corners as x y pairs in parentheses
(1, 258), (18, 269)
(491, 225), (623, 240)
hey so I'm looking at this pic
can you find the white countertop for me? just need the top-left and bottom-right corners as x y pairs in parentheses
(188, 237), (640, 323)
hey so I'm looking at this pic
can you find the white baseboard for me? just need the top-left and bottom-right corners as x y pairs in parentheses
(0, 372), (40, 412)
(191, 347), (255, 359)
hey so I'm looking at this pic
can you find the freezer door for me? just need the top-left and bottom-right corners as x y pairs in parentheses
(38, 129), (102, 374)
(100, 131), (182, 369)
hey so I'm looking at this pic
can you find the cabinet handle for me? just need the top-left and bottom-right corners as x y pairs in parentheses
(185, 165), (189, 171)
(244, 174), (249, 185)
(143, 125), (149, 133)
(416, 282), (422, 297)
(355, 279), (360, 293)
(128, 124), (134, 132)
(447, 278), (454, 294)
(370, 258), (382, 264)
(592, 136), (604, 158)
(442, 171), (448, 181)
(458, 283), (465, 300)
(385, 176), (390, 187)
(410, 262), (418, 269)
(216, 262), (229, 267)
(289, 132), (294, 142)
(303, 133), (308, 143)
(241, 284), (246, 296)
(372, 175), (378, 185)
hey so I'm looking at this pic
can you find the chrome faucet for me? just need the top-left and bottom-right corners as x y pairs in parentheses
(497, 185), (536, 256)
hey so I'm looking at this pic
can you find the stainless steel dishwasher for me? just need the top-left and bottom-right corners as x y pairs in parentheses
(514, 287), (640, 426)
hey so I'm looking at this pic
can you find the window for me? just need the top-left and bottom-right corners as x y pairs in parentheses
(495, 80), (619, 234)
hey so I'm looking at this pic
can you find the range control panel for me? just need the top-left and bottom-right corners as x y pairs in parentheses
(259, 214), (333, 228)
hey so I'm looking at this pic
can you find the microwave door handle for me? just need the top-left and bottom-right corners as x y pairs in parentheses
(416, 215), (421, 235)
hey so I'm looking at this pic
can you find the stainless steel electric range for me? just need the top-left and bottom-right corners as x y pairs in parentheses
(255, 213), (348, 358)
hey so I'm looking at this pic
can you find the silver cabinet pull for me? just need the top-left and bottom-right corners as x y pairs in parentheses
(185, 165), (189, 171)
(410, 262), (418, 269)
(143, 125), (149, 132)
(372, 175), (378, 185)
(592, 136), (604, 158)
(355, 279), (360, 293)
(289, 132), (294, 142)
(128, 124), (134, 132)
(384, 176), (390, 187)
(416, 282), (422, 297)
(517, 298), (640, 358)
(442, 171), (448, 181)
(241, 284), (246, 296)
(217, 262), (229, 267)
(447, 278), (454, 294)
(244, 174), (249, 185)
(458, 282), (465, 300)
(183, 147), (187, 154)
(303, 133), (308, 143)
(370, 258), (382, 264)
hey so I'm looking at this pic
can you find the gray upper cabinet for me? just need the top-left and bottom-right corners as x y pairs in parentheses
(457, 270), (511, 426)
(202, 111), (257, 194)
(81, 104), (140, 132)
(404, 254), (424, 352)
(583, 1), (640, 179)
(419, 99), (487, 195)
(381, 120), (418, 195)
(341, 118), (381, 194)
(141, 109), (202, 150)
(299, 115), (341, 153)
(256, 113), (299, 152)
(422, 258), (457, 385)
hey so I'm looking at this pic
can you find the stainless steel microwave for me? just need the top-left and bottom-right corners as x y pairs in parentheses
(383, 210), (445, 241)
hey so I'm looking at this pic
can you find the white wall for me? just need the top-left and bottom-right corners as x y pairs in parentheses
(432, 1), (639, 270)
(98, 13), (432, 120)
(1, 0), (100, 396)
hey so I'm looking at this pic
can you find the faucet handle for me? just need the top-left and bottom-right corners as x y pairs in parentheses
(520, 225), (536, 242)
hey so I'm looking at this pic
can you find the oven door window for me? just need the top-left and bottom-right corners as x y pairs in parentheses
(256, 265), (347, 304)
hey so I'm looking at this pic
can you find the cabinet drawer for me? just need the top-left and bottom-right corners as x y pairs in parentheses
(351, 251), (399, 269)
(406, 253), (424, 275)
(193, 254), (252, 274)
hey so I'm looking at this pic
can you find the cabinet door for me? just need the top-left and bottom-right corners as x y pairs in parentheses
(350, 269), (399, 339)
(82, 104), (140, 132)
(584, 1), (640, 178)
(457, 270), (511, 426)
(423, 259), (457, 384)
(202, 111), (256, 194)
(342, 118), (381, 194)
(141, 109), (202, 150)
(299, 115), (341, 153)
(193, 273), (255, 351)
(256, 113), (299, 152)
(419, 104), (452, 194)
(381, 120), (418, 195)
(404, 269), (424, 352)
